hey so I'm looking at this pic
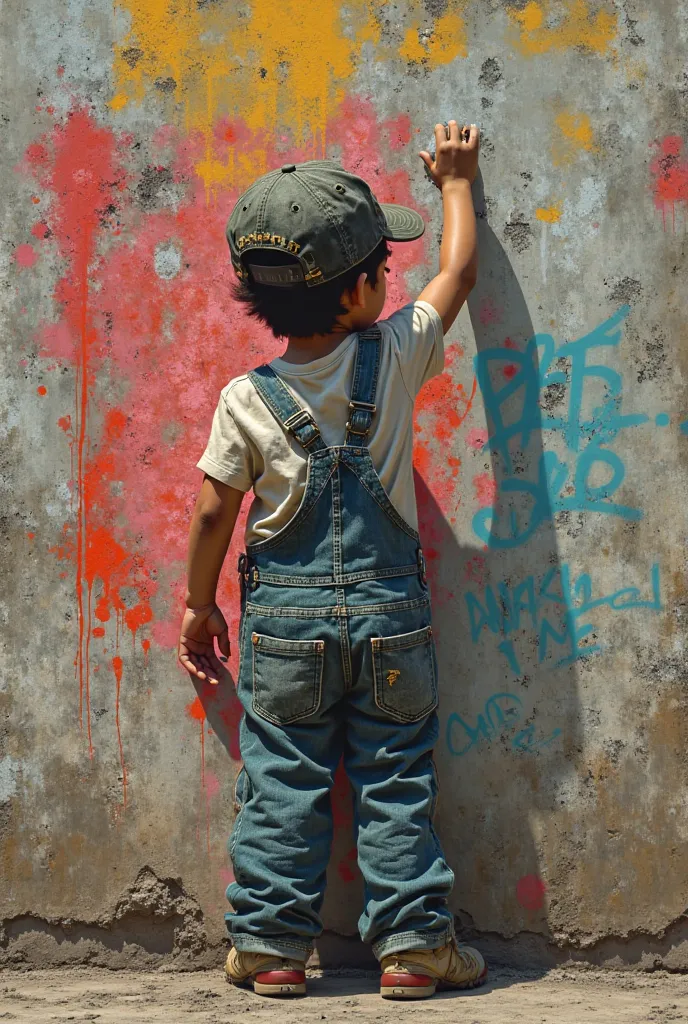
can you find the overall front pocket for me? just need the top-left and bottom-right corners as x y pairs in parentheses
(251, 632), (325, 725)
(372, 625), (438, 723)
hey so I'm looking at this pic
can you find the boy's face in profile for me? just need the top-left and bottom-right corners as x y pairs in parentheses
(344, 254), (389, 332)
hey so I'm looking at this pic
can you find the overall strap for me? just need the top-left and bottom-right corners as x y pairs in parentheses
(345, 325), (382, 447)
(248, 364), (327, 453)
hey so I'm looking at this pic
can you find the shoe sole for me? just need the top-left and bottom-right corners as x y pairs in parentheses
(227, 973), (306, 998)
(380, 965), (488, 1001)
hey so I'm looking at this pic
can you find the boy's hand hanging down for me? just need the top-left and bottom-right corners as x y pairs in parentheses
(179, 603), (230, 685)
(178, 476), (244, 685)
(418, 120), (480, 335)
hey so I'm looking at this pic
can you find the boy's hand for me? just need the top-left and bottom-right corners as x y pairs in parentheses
(178, 603), (230, 685)
(420, 121), (480, 190)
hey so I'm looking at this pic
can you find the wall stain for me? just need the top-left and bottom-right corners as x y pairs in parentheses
(506, 0), (618, 57)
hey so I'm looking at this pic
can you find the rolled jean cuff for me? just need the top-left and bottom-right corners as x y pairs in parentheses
(228, 933), (313, 961)
(373, 924), (455, 961)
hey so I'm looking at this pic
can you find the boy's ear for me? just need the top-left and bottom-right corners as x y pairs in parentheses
(351, 272), (368, 309)
(340, 272), (368, 312)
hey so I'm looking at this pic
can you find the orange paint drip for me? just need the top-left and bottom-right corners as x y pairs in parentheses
(112, 655), (128, 809)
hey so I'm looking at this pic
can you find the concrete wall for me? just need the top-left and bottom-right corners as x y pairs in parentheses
(2, 0), (687, 971)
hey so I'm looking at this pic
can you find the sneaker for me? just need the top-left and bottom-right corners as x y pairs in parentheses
(379, 940), (487, 1000)
(225, 947), (307, 996)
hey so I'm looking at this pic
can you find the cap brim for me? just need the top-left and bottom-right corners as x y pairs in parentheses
(380, 203), (425, 242)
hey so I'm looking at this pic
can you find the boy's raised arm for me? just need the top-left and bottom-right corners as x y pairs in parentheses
(418, 121), (480, 335)
(179, 475), (244, 684)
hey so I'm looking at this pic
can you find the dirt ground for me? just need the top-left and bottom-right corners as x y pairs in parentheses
(1, 966), (688, 1023)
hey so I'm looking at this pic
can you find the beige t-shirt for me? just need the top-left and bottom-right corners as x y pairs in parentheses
(198, 301), (444, 544)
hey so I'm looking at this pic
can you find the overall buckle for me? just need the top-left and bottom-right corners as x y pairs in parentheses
(346, 400), (377, 437)
(283, 409), (322, 447)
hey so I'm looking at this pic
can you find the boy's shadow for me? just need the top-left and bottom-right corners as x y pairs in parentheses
(320, 188), (583, 977)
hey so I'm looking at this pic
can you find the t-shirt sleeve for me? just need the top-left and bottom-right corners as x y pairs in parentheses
(196, 389), (255, 493)
(382, 299), (445, 399)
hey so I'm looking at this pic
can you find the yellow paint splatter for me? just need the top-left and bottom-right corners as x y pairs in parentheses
(112, 0), (380, 190)
(552, 109), (599, 165)
(109, 93), (128, 112)
(399, 8), (468, 65)
(536, 204), (562, 223)
(507, 0), (617, 57)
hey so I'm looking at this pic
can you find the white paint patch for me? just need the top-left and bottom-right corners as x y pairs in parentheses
(0, 756), (19, 802)
(154, 242), (182, 280)
(552, 177), (606, 241)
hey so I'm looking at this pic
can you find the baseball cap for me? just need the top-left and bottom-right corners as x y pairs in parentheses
(227, 160), (425, 288)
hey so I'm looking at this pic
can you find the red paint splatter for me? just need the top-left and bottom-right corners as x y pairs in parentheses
(474, 472), (497, 507)
(37, 385), (47, 395)
(27, 532), (36, 540)
(111, 656), (128, 809)
(92, 626), (105, 638)
(650, 136), (688, 230)
(31, 222), (50, 239)
(516, 874), (546, 911)
(386, 113), (412, 151)
(503, 364), (518, 379)
(338, 847), (359, 883)
(16, 243), (38, 268)
(25, 109), (154, 758)
(330, 760), (361, 884)
(466, 427), (488, 450)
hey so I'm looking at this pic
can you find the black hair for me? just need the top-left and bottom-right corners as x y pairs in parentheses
(232, 238), (391, 339)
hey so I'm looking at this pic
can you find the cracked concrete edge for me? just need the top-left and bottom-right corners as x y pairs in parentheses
(2, 915), (688, 973)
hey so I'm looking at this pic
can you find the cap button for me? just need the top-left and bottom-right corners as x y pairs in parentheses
(281, 163), (296, 173)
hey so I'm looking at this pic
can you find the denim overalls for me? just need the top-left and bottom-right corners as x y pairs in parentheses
(227, 327), (455, 962)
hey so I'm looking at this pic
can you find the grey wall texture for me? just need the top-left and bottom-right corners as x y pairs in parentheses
(1, 0), (687, 971)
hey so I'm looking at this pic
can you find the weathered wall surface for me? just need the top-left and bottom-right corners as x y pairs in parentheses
(2, 0), (687, 971)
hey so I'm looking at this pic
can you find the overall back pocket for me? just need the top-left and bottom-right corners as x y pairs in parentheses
(251, 632), (325, 725)
(372, 625), (438, 723)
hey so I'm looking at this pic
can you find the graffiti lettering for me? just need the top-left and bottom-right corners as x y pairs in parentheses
(466, 563), (661, 669)
(446, 692), (562, 757)
(473, 306), (652, 548)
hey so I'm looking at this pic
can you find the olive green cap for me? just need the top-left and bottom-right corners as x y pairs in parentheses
(227, 159), (425, 288)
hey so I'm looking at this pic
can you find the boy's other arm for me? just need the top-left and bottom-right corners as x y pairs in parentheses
(179, 475), (245, 684)
(418, 121), (480, 335)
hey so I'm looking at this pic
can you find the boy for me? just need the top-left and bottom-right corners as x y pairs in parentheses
(179, 121), (484, 1000)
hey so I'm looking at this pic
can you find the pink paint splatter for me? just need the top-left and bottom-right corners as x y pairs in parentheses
(15, 243), (38, 267)
(466, 427), (488, 450)
(516, 874), (547, 911)
(205, 771), (221, 799)
(474, 472), (497, 507)
(464, 555), (487, 586)
(479, 296), (502, 326)
(219, 866), (235, 887)
(386, 113), (412, 151)
(650, 136), (688, 230)
(31, 222), (50, 239)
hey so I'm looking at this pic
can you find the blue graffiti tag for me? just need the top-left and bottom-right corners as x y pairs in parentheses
(466, 563), (661, 669)
(446, 692), (562, 757)
(473, 306), (653, 548)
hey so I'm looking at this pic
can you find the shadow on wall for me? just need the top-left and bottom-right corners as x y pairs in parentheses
(418, 195), (583, 970)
